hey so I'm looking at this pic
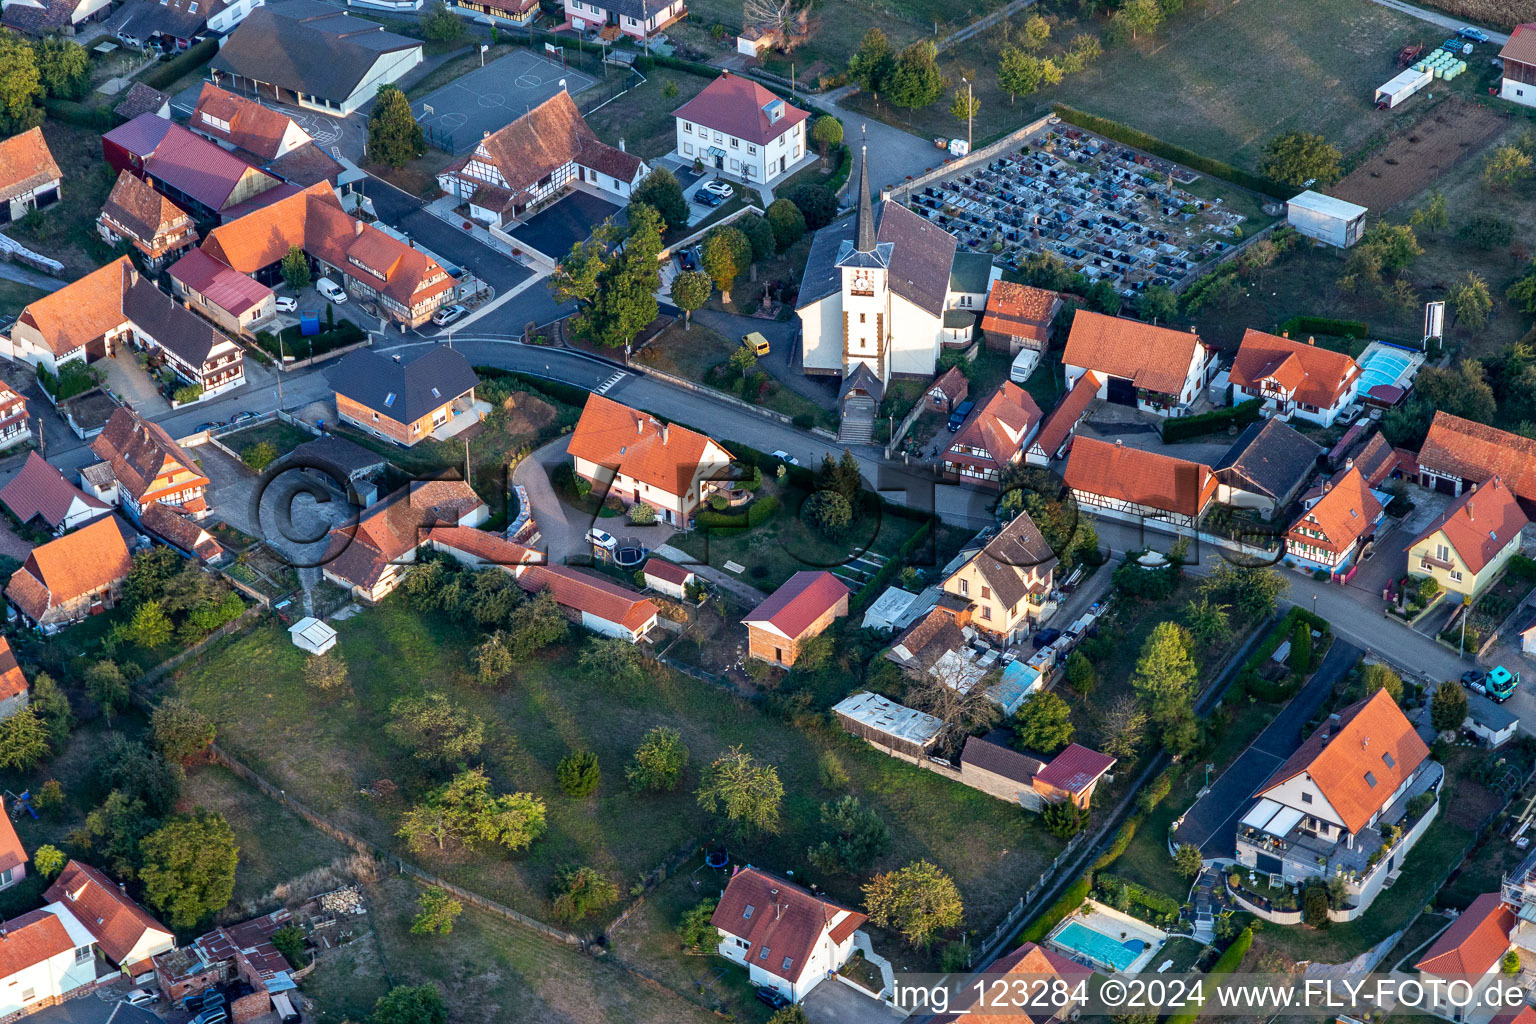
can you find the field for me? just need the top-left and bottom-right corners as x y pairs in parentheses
(158, 604), (1067, 969)
(1333, 97), (1509, 210)
(583, 68), (711, 161)
(1411, 0), (1533, 31)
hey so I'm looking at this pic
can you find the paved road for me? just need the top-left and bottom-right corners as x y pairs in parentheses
(1175, 639), (1361, 859)
(1366, 0), (1509, 44)
(814, 87), (954, 194)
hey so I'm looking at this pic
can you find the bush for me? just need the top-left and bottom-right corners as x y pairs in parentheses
(1165, 929), (1252, 1024)
(1161, 399), (1262, 442)
(41, 98), (118, 131)
(1277, 315), (1368, 340)
(140, 38), (218, 91)
(241, 441), (279, 472)
(1302, 883), (1330, 927)
(557, 750), (601, 798)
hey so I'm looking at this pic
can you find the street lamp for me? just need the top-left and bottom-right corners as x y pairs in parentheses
(960, 76), (973, 154)
(1312, 593), (1317, 616)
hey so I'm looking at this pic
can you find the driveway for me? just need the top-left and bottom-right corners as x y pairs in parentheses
(197, 441), (353, 569)
(508, 190), (625, 262)
(802, 979), (907, 1024)
(815, 88), (952, 194)
(1175, 639), (1362, 859)
(359, 175), (535, 295)
(511, 435), (580, 563)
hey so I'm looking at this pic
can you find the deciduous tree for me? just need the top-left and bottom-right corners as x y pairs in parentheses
(397, 767), (547, 853)
(410, 887), (463, 935)
(765, 197), (806, 250)
(862, 860), (963, 947)
(1013, 691), (1074, 754)
(151, 698), (214, 764)
(370, 984), (448, 1024)
(139, 811), (239, 929)
(632, 168), (689, 230)
(787, 183), (837, 230)
(702, 225), (752, 304)
(0, 33), (42, 135)
(551, 865), (619, 922)
(1449, 271), (1493, 329)
(697, 745), (783, 835)
(385, 692), (485, 765)
(1259, 131), (1342, 187)
(304, 650), (350, 692)
(84, 659), (129, 719)
(670, 270), (711, 329)
(885, 41), (945, 110)
(627, 726), (689, 792)
(1362, 663), (1403, 704)
(30, 672), (70, 749)
(810, 115), (843, 162)
(848, 28), (894, 97)
(1484, 144), (1534, 189)
(33, 38), (88, 99)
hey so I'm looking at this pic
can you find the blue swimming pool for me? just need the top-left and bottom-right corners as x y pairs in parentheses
(1052, 920), (1146, 973)
(1357, 345), (1416, 392)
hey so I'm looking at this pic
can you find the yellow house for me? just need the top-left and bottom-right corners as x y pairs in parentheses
(941, 511), (1058, 644)
(1408, 475), (1527, 599)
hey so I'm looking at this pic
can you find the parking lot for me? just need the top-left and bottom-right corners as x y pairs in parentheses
(412, 49), (596, 154)
(901, 124), (1255, 291)
(509, 189), (626, 262)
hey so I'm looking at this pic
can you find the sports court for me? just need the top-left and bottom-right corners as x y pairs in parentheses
(412, 48), (596, 154)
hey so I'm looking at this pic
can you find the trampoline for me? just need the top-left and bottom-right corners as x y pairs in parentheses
(614, 543), (649, 568)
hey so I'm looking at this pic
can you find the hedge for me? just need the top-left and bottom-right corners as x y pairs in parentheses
(1237, 606), (1332, 702)
(1052, 105), (1290, 200)
(41, 98), (119, 131)
(1165, 928), (1253, 1024)
(1508, 553), (1536, 581)
(1019, 875), (1091, 944)
(1098, 874), (1181, 919)
(1160, 399), (1262, 443)
(1278, 315), (1368, 341)
(1093, 814), (1142, 870)
(139, 38), (219, 91)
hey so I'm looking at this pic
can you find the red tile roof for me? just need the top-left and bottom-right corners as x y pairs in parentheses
(1417, 892), (1515, 977)
(711, 867), (865, 985)
(516, 564), (658, 632)
(1065, 436), (1215, 517)
(140, 503), (224, 563)
(1229, 329), (1361, 411)
(1062, 311), (1205, 397)
(1411, 475), (1527, 575)
(191, 83), (304, 161)
(322, 480), (485, 590)
(1035, 743), (1116, 794)
(90, 407), (209, 506)
(1286, 466), (1381, 556)
(642, 557), (694, 586)
(1418, 411), (1536, 502)
(0, 452), (109, 531)
(1032, 371), (1099, 460)
(672, 73), (810, 147)
(947, 381), (1042, 470)
(0, 127), (60, 205)
(0, 637), (28, 706)
(0, 909), (72, 979)
(936, 942), (1090, 1024)
(17, 257), (135, 358)
(743, 570), (849, 639)
(979, 281), (1058, 345)
(99, 170), (195, 259)
(1501, 24), (1536, 66)
(1259, 689), (1429, 835)
(567, 394), (731, 501)
(929, 366), (968, 405)
(0, 805), (26, 875)
(424, 526), (537, 568)
(45, 860), (171, 966)
(6, 517), (132, 623)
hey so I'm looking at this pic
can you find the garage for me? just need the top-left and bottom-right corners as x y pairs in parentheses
(1106, 376), (1137, 406)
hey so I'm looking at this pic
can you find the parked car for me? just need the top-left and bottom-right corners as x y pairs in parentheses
(316, 278), (347, 303)
(1031, 627), (1062, 649)
(274, 295), (297, 313)
(190, 1009), (228, 1024)
(432, 303), (468, 327)
(701, 179), (734, 198)
(692, 188), (724, 208)
(947, 400), (976, 432)
(122, 989), (157, 1007)
(442, 263), (464, 279)
(755, 988), (790, 1010)
(742, 332), (770, 357)
(194, 421), (222, 433)
(1458, 25), (1490, 42)
(677, 246), (700, 272)
(229, 411), (259, 426)
(586, 528), (617, 551)
(769, 449), (799, 466)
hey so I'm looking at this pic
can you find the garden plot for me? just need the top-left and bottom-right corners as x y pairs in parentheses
(904, 126), (1253, 293)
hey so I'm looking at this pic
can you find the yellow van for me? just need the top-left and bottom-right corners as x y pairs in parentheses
(743, 332), (770, 357)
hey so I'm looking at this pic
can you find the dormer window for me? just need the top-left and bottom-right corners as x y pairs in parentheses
(1382, 751), (1395, 769)
(759, 946), (770, 960)
(743, 904), (754, 919)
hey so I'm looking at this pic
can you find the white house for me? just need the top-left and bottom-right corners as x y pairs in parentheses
(0, 128), (60, 226)
(1233, 689), (1441, 916)
(45, 860), (176, 975)
(111, 0), (266, 51)
(1228, 328), (1362, 428)
(1415, 892), (1517, 1021)
(563, 0), (685, 41)
(1061, 310), (1214, 417)
(1500, 25), (1536, 108)
(516, 565), (659, 643)
(672, 72), (808, 185)
(711, 867), (866, 1004)
(642, 557), (696, 599)
(0, 904), (100, 1018)
(1286, 190), (1367, 248)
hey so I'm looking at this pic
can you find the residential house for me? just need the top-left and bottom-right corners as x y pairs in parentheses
(45, 860), (175, 975)
(942, 381), (1042, 487)
(1418, 411), (1536, 508)
(711, 866), (866, 1004)
(327, 346), (480, 446)
(1065, 436), (1216, 531)
(140, 503), (226, 564)
(642, 557), (696, 600)
(832, 691), (943, 762)
(168, 247), (276, 337)
(0, 905), (99, 1019)
(209, 1), (423, 116)
(1283, 466), (1385, 576)
(940, 510), (1057, 644)
(1465, 695), (1519, 749)
(188, 84), (342, 188)
(6, 516), (133, 630)
(1346, 432), (1411, 489)
(0, 452), (110, 535)
(673, 73), (807, 184)
(112, 83), (171, 121)
(1025, 372), (1099, 467)
(960, 736), (1116, 811)
(0, 127), (60, 225)
(1, 0), (112, 34)
(0, 376), (28, 452)
(1415, 892), (1517, 1021)
(1500, 24), (1536, 108)
(1228, 329), (1362, 428)
(742, 571), (850, 667)
(1408, 476), (1527, 600)
(1214, 418), (1322, 519)
(1234, 689), (1440, 914)
(1061, 311), (1214, 417)
(197, 182), (456, 327)
(101, 115), (282, 223)
(566, 394), (734, 527)
(926, 365), (968, 414)
(112, 0), (265, 50)
(450, 0), (537, 24)
(883, 603), (1032, 713)
(1033, 743), (1119, 808)
(319, 479), (487, 602)
(0, 637), (28, 723)
(564, 0), (686, 41)
(88, 406), (212, 520)
(932, 942), (1090, 1024)
(437, 90), (645, 228)
(97, 171), (198, 269)
(980, 281), (1061, 356)
(423, 526), (538, 572)
(516, 564), (659, 642)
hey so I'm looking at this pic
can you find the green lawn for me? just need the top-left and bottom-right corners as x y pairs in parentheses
(158, 604), (1066, 944)
(583, 68), (710, 161)
(0, 281), (46, 320)
(222, 420), (316, 464)
(11, 123), (118, 279)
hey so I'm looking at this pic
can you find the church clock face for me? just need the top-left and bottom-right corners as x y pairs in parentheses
(850, 268), (875, 295)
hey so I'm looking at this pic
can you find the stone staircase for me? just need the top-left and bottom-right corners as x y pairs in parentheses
(840, 395), (875, 444)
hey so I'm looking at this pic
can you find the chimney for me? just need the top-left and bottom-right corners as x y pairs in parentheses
(637, 417), (644, 435)
(483, 130), (490, 139)
(618, 138), (626, 152)
(1115, 438), (1123, 446)
(1308, 336), (1315, 346)
(1345, 458), (1354, 470)
(1282, 329), (1289, 338)
(660, 423), (669, 444)
(1189, 325), (1196, 333)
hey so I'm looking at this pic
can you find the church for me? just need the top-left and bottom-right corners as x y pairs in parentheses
(796, 146), (994, 442)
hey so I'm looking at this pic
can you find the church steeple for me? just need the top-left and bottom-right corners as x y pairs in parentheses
(855, 131), (875, 253)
